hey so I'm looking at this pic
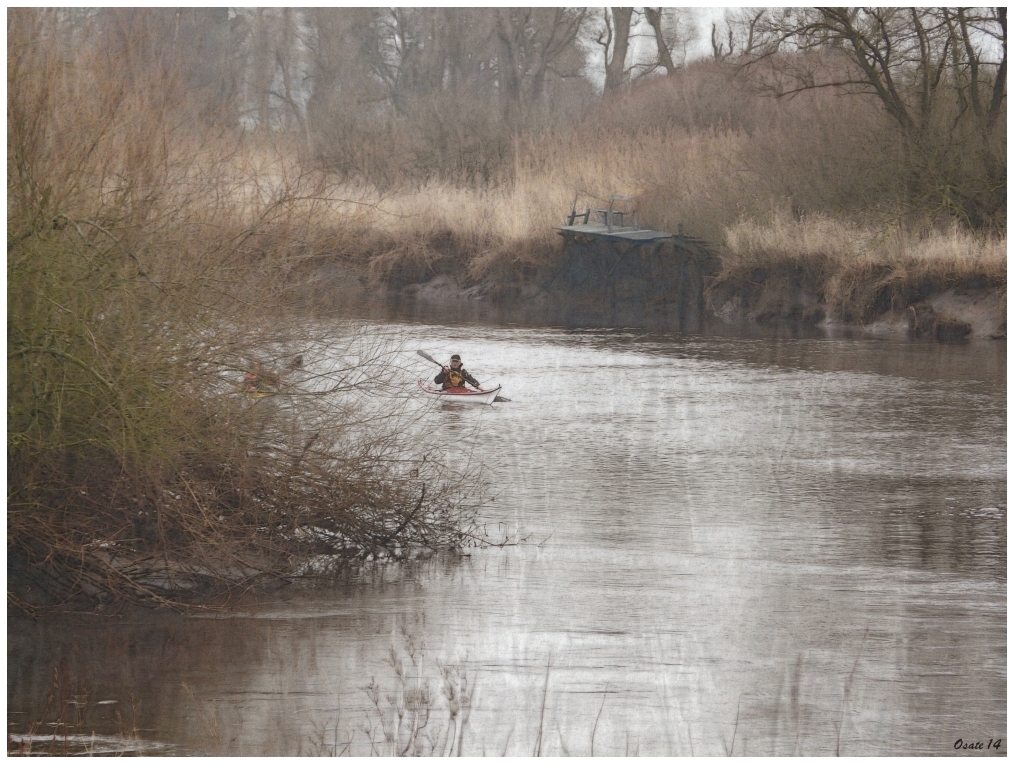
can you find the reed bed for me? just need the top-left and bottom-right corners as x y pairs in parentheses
(717, 213), (1006, 320)
(267, 151), (1004, 313)
(307, 60), (1002, 299)
(724, 215), (1006, 280)
(277, 126), (750, 287)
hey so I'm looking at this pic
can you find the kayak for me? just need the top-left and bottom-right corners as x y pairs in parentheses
(236, 384), (277, 399)
(417, 379), (501, 405)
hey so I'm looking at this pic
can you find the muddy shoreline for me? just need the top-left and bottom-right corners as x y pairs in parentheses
(358, 261), (1006, 342)
(326, 224), (1006, 341)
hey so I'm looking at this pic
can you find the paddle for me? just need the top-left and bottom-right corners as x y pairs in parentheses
(416, 349), (443, 368)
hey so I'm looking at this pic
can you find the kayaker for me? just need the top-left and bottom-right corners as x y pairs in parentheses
(434, 354), (481, 390)
(244, 361), (280, 392)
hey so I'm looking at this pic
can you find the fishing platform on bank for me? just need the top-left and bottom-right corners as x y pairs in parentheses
(555, 194), (676, 244)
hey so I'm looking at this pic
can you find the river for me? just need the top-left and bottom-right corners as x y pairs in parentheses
(7, 321), (1006, 756)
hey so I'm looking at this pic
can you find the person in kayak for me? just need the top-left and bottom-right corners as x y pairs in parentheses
(244, 360), (280, 392)
(434, 354), (482, 390)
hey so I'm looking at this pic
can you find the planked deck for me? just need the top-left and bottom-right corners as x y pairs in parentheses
(555, 224), (673, 243)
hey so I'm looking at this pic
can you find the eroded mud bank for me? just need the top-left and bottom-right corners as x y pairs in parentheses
(377, 245), (1006, 341)
(707, 268), (1006, 341)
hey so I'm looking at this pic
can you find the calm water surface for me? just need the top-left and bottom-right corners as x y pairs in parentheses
(8, 324), (1006, 755)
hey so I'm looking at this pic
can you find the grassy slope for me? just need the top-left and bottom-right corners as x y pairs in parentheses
(317, 63), (1005, 337)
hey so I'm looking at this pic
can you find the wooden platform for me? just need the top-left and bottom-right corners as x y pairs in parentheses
(555, 224), (674, 243)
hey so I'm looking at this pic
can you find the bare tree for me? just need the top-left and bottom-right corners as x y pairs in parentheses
(946, 8), (1007, 133)
(715, 9), (766, 61)
(494, 8), (588, 121)
(293, 8), (593, 180)
(645, 8), (677, 73)
(745, 7), (1006, 227)
(303, 9), (390, 174)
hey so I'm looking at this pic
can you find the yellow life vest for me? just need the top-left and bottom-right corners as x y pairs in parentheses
(444, 368), (466, 388)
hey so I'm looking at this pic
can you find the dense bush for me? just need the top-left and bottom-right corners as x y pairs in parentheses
(7, 10), (483, 612)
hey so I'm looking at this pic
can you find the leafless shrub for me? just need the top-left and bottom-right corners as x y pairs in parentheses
(7, 9), (485, 613)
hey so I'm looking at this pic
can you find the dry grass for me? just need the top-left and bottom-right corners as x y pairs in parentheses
(316, 58), (1002, 293)
(275, 125), (751, 287)
(279, 113), (1001, 301)
(715, 213), (1006, 321)
(723, 214), (1007, 279)
(267, 62), (947, 288)
(159, 138), (1006, 320)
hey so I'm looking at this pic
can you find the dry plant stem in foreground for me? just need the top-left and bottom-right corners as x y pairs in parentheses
(362, 637), (475, 758)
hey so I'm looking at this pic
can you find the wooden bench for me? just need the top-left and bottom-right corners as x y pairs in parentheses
(567, 195), (637, 232)
(598, 195), (636, 231)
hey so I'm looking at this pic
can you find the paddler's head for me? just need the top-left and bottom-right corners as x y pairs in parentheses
(449, 354), (462, 368)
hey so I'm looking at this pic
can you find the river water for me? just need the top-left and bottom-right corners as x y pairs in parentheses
(7, 322), (1006, 756)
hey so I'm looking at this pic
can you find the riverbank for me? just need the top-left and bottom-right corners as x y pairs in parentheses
(341, 214), (1006, 341)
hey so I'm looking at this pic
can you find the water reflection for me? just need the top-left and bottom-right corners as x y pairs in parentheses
(8, 325), (1005, 755)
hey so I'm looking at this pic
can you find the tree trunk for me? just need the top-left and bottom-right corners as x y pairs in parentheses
(604, 7), (633, 93)
(644, 8), (676, 74)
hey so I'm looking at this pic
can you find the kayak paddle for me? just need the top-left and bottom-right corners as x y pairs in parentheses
(417, 349), (443, 368)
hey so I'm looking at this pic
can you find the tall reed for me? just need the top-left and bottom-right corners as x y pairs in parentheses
(288, 60), (1002, 292)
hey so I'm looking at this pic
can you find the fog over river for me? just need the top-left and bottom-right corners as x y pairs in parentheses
(8, 322), (1006, 756)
